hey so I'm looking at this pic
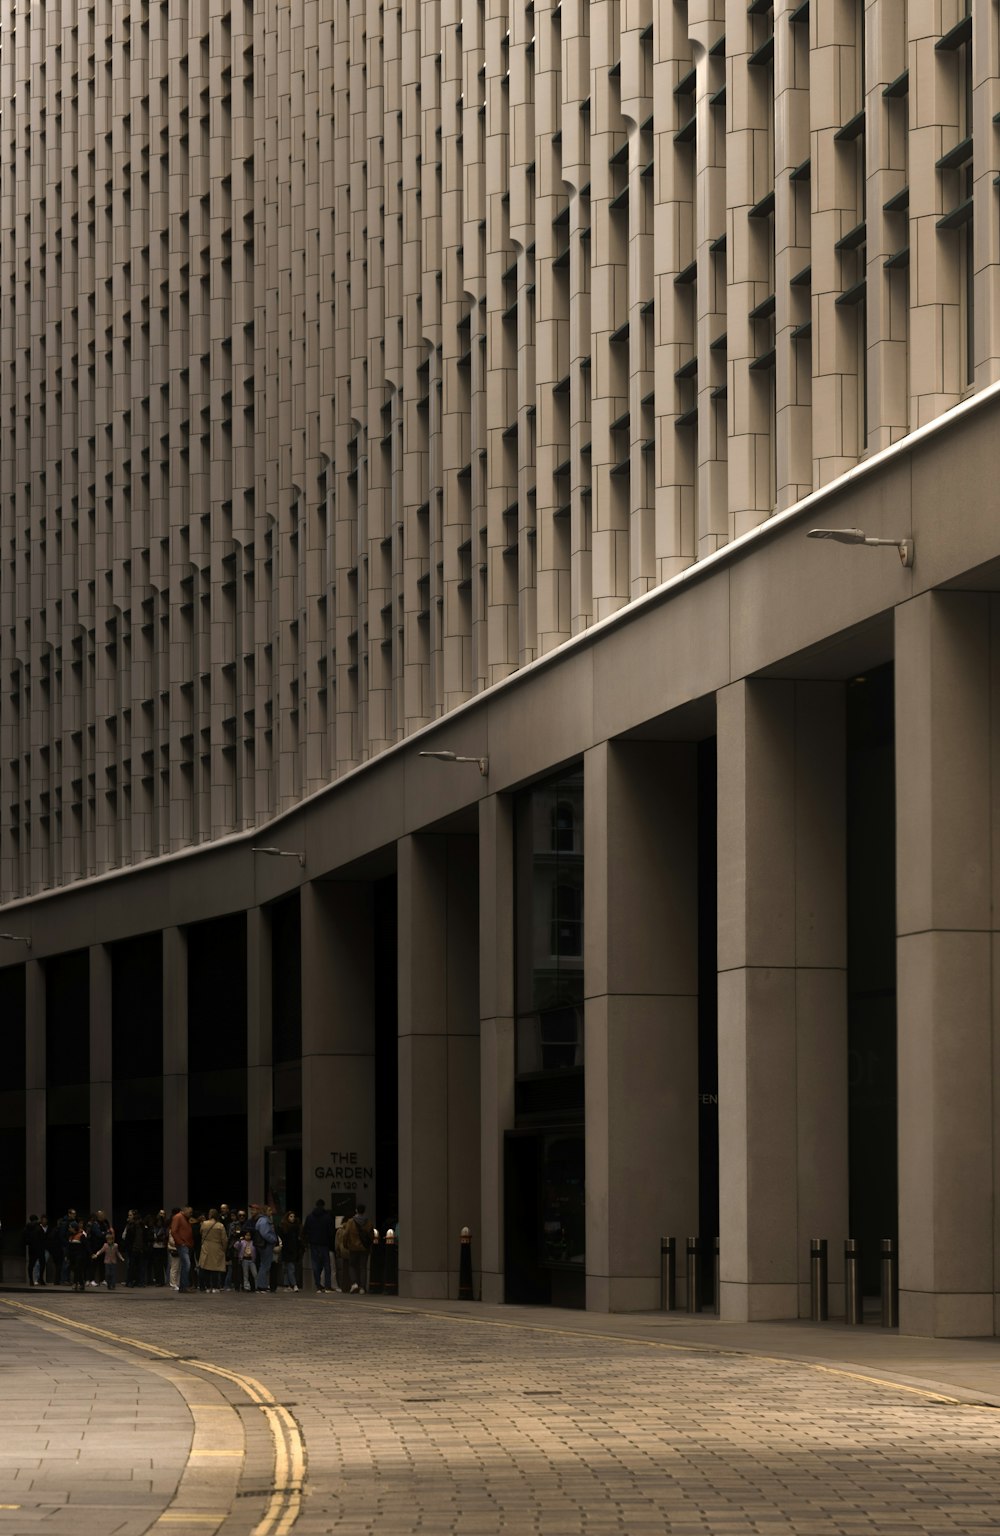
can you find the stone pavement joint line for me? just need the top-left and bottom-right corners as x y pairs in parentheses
(4, 1293), (1000, 1535)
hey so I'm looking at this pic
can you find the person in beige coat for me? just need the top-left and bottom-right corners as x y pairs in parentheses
(198, 1209), (229, 1293)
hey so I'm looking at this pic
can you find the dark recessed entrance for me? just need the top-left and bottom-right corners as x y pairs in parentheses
(846, 663), (898, 1299)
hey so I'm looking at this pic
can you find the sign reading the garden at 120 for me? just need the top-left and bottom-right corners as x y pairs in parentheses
(315, 1151), (374, 1193)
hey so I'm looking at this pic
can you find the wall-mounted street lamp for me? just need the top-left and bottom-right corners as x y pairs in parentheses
(251, 845), (306, 868)
(807, 526), (914, 567)
(0, 932), (31, 950)
(418, 749), (489, 777)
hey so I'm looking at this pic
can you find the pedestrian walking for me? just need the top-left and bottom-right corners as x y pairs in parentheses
(344, 1204), (374, 1294)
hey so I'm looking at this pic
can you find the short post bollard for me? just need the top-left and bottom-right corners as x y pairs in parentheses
(383, 1228), (398, 1296)
(368, 1229), (383, 1294)
(810, 1238), (828, 1322)
(660, 1237), (676, 1311)
(459, 1226), (474, 1300)
(713, 1236), (720, 1316)
(880, 1237), (897, 1328)
(844, 1238), (862, 1325)
(686, 1236), (701, 1313)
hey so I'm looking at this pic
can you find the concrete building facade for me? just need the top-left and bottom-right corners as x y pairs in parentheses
(2, 0), (1000, 1336)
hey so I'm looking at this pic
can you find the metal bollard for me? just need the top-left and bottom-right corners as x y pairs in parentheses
(368, 1230), (383, 1294)
(686, 1236), (701, 1313)
(713, 1236), (720, 1315)
(880, 1237), (897, 1328)
(459, 1226), (474, 1300)
(810, 1238), (828, 1322)
(844, 1238), (862, 1324)
(383, 1228), (398, 1296)
(660, 1237), (676, 1311)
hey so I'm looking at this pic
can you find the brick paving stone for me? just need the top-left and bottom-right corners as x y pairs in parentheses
(5, 1293), (1000, 1534)
(0, 1308), (191, 1533)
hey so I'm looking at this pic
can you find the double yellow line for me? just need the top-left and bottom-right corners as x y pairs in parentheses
(186, 1357), (303, 1536)
(0, 1299), (304, 1536)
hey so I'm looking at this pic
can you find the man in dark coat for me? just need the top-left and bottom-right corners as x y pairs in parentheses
(302, 1199), (334, 1293)
(22, 1216), (46, 1285)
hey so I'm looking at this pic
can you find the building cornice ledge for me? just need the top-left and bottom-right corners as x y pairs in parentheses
(4, 378), (998, 916)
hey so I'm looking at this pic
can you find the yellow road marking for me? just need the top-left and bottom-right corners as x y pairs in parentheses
(0, 1299), (305, 1535)
(155, 1517), (229, 1524)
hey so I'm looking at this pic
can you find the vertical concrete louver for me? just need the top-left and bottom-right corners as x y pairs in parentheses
(1, 0), (996, 901)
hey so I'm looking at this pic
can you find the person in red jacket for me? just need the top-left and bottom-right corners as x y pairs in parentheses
(169, 1206), (195, 1293)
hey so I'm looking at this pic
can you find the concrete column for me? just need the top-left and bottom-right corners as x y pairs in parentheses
(25, 959), (45, 1219)
(583, 740), (699, 1312)
(479, 794), (515, 1304)
(895, 592), (996, 1337)
(246, 906), (273, 1203)
(717, 678), (848, 1321)
(398, 833), (480, 1298)
(162, 927), (188, 1209)
(89, 944), (112, 1214)
(300, 881), (375, 1221)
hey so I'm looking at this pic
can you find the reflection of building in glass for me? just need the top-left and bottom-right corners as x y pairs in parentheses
(541, 1133), (586, 1269)
(515, 771), (584, 1076)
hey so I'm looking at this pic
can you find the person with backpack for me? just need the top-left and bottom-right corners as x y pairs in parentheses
(252, 1204), (278, 1292)
(302, 1199), (334, 1293)
(344, 1203), (374, 1294)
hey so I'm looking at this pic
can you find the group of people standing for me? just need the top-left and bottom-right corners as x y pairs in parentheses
(21, 1200), (375, 1296)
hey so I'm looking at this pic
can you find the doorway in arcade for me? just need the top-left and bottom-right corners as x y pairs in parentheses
(846, 664), (897, 1300)
(504, 768), (586, 1308)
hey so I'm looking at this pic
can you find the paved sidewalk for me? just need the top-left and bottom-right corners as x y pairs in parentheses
(0, 1302), (191, 1531)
